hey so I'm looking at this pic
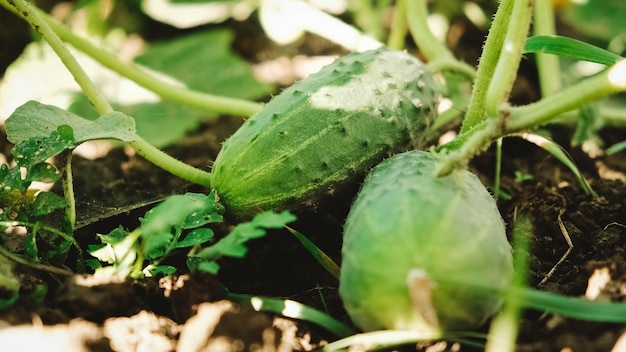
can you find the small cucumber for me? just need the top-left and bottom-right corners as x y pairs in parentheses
(210, 48), (439, 219)
(339, 150), (514, 332)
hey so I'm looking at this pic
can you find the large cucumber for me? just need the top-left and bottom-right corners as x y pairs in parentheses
(210, 48), (439, 219)
(339, 150), (514, 332)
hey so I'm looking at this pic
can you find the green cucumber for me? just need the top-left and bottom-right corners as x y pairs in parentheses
(339, 150), (514, 332)
(210, 48), (439, 219)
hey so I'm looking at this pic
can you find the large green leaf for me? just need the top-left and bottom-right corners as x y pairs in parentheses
(67, 93), (202, 148)
(562, 0), (626, 43)
(134, 29), (273, 99)
(5, 101), (136, 145)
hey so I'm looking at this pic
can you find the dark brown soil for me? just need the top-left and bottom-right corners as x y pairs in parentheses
(2, 3), (626, 352)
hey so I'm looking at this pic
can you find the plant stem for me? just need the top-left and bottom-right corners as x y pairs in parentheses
(493, 138), (503, 200)
(484, 0), (534, 117)
(61, 151), (76, 230)
(439, 59), (626, 175)
(0, 219), (83, 263)
(405, 0), (455, 62)
(533, 0), (562, 97)
(0, 0), (263, 117)
(387, 0), (408, 50)
(7, 0), (214, 187)
(460, 0), (514, 133)
(129, 137), (212, 187)
(0, 244), (74, 276)
(8, 0), (113, 114)
(350, 0), (385, 40)
(507, 60), (626, 130)
(426, 57), (476, 80)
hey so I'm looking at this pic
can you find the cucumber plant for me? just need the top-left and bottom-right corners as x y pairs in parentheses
(3, 0), (626, 350)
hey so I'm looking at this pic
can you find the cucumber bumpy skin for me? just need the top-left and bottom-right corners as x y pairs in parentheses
(339, 150), (514, 332)
(210, 48), (439, 219)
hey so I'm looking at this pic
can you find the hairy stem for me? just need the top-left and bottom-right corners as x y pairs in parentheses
(0, 0), (263, 117)
(507, 60), (626, 130)
(439, 59), (626, 175)
(387, 0), (408, 50)
(60, 151), (76, 230)
(484, 0), (534, 116)
(460, 0), (514, 133)
(8, 0), (113, 114)
(129, 138), (212, 187)
(7, 0), (214, 187)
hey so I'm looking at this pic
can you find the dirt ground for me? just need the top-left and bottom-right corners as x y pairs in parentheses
(2, 4), (626, 352)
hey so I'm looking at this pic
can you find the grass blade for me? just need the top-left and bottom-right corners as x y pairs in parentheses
(436, 276), (626, 323)
(509, 132), (596, 197)
(286, 226), (341, 279)
(322, 330), (487, 352)
(605, 140), (626, 155)
(228, 293), (355, 338)
(525, 35), (622, 66)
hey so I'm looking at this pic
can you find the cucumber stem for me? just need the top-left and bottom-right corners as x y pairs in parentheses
(460, 0), (514, 133)
(484, 0), (533, 117)
(61, 152), (76, 230)
(7, 0), (214, 187)
(0, 0), (263, 118)
(405, 0), (455, 62)
(533, 0), (562, 97)
(129, 138), (212, 187)
(387, 0), (408, 50)
(507, 60), (626, 130)
(8, 0), (114, 115)
(439, 59), (626, 175)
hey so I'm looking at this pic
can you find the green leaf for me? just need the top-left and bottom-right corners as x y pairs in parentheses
(175, 228), (215, 248)
(250, 211), (297, 229)
(144, 232), (174, 259)
(24, 230), (38, 261)
(193, 211), (297, 269)
(88, 244), (116, 264)
(561, 0), (626, 42)
(26, 163), (61, 184)
(97, 226), (129, 244)
(140, 194), (209, 237)
(181, 191), (224, 229)
(85, 257), (104, 270)
(31, 192), (66, 217)
(134, 29), (273, 100)
(197, 261), (220, 274)
(524, 35), (622, 66)
(68, 94), (207, 148)
(12, 126), (75, 168)
(5, 101), (137, 145)
(147, 265), (177, 276)
(220, 223), (265, 258)
(127, 102), (204, 147)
